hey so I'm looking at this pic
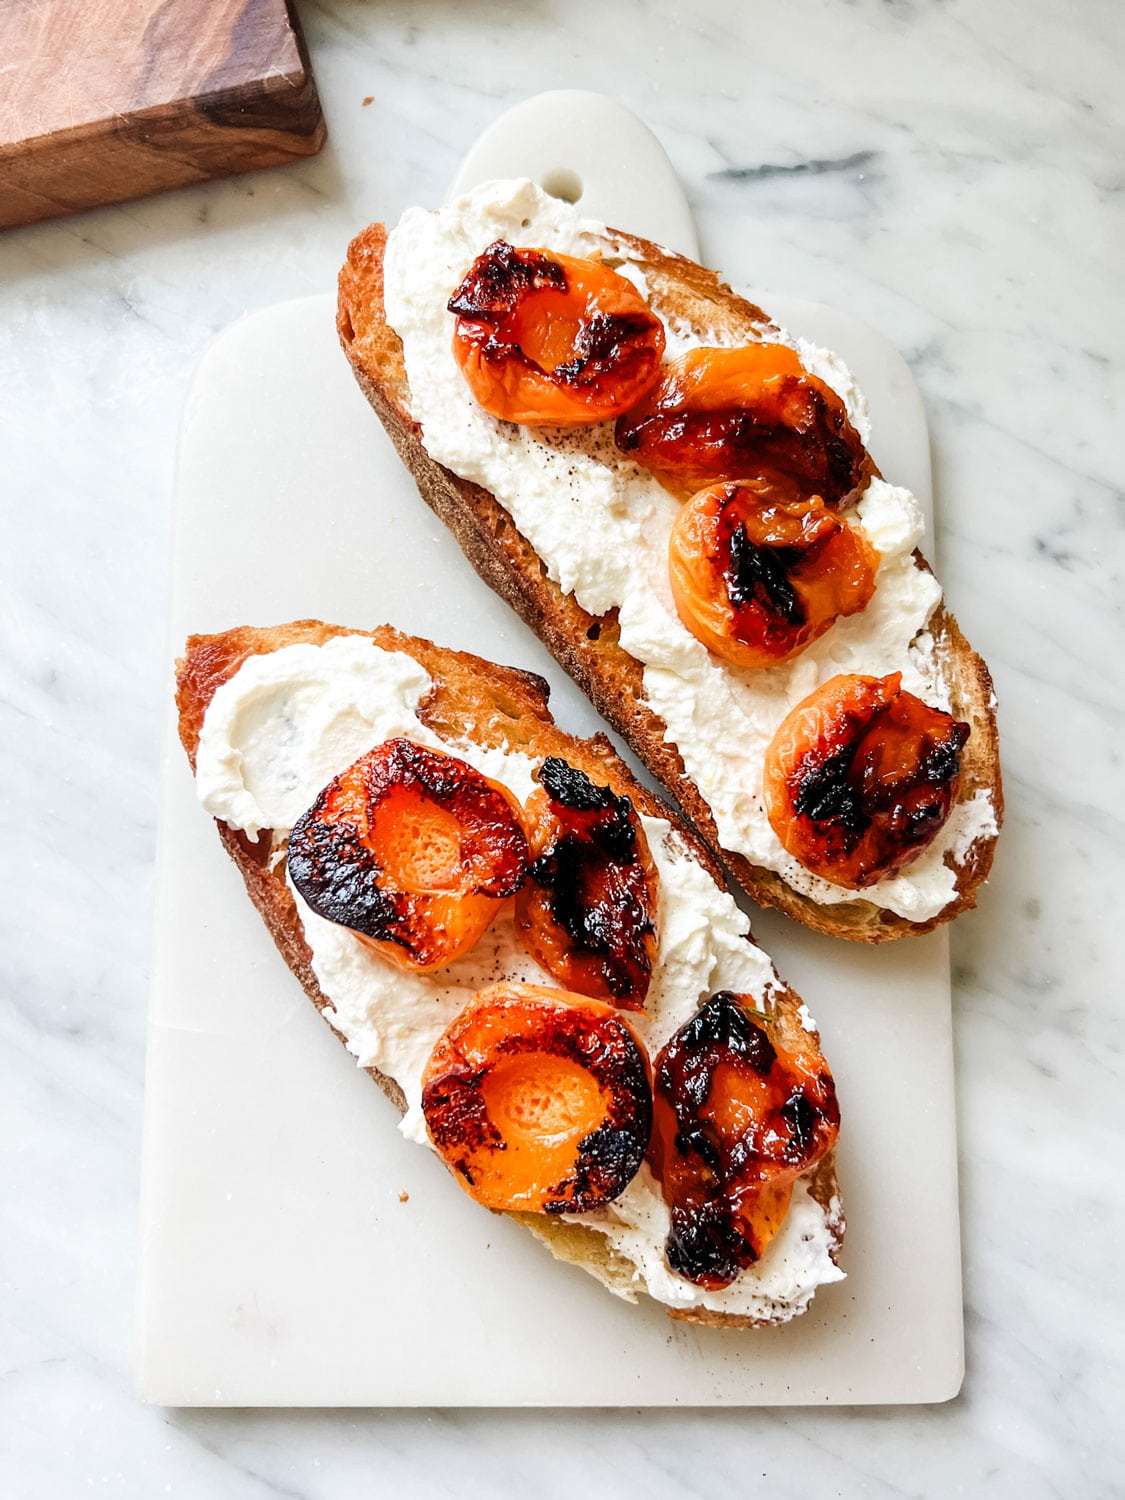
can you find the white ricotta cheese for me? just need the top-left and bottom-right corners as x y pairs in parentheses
(793, 336), (873, 446)
(195, 636), (843, 1322)
(382, 178), (994, 921)
(195, 636), (434, 840)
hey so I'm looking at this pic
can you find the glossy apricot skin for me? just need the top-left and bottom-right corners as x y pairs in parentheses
(649, 993), (839, 1290)
(615, 344), (870, 504)
(422, 982), (653, 1214)
(287, 739), (529, 971)
(762, 674), (971, 888)
(514, 757), (659, 1011)
(668, 482), (880, 668)
(448, 241), (665, 425)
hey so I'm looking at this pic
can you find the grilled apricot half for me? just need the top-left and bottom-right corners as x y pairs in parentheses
(615, 344), (869, 504)
(448, 241), (665, 425)
(650, 992), (839, 1289)
(763, 673), (970, 888)
(515, 757), (659, 1011)
(422, 982), (652, 1214)
(287, 738), (528, 970)
(668, 481), (880, 668)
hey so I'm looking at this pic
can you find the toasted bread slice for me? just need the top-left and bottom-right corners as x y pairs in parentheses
(177, 619), (843, 1327)
(337, 214), (1002, 942)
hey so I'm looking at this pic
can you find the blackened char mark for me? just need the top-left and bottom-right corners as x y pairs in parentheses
(288, 799), (407, 944)
(618, 375), (864, 507)
(794, 711), (971, 851)
(920, 724), (970, 784)
(546, 1119), (651, 1215)
(666, 1193), (758, 1283)
(676, 1123), (723, 1176)
(553, 311), (661, 388)
(422, 1066), (504, 1162)
(531, 839), (651, 1000)
(447, 240), (566, 323)
(793, 744), (866, 839)
(671, 993), (779, 1110)
(537, 757), (637, 862)
(544, 1014), (652, 1211)
(539, 756), (616, 812)
(780, 1091), (817, 1155)
(725, 521), (805, 625)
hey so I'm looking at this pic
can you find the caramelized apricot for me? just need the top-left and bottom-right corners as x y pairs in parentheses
(650, 993), (839, 1289)
(515, 757), (658, 1011)
(288, 739), (528, 970)
(668, 482), (880, 667)
(448, 241), (665, 425)
(763, 674), (970, 888)
(422, 982), (652, 1213)
(615, 344), (869, 503)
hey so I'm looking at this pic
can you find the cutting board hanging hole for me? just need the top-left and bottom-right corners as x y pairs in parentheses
(539, 168), (583, 204)
(446, 91), (700, 258)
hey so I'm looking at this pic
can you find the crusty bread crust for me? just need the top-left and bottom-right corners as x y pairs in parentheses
(337, 221), (1003, 941)
(177, 620), (843, 1327)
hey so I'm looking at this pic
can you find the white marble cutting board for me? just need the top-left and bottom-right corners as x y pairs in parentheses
(137, 94), (961, 1405)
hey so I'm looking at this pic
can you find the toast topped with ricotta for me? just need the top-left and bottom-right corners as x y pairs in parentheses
(337, 179), (1002, 942)
(177, 620), (844, 1327)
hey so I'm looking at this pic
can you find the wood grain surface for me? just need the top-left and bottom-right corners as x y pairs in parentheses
(0, 0), (326, 229)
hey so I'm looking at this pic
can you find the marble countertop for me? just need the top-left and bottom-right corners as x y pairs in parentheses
(2, 0), (1122, 1493)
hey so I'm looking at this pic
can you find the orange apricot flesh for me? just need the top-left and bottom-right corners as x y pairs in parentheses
(649, 992), (839, 1289)
(762, 673), (970, 888)
(422, 982), (652, 1214)
(287, 738), (528, 970)
(449, 241), (665, 425)
(668, 482), (879, 668)
(514, 756), (658, 1010)
(616, 343), (870, 504)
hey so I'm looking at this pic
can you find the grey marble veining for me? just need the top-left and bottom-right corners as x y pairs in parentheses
(2, 0), (1123, 1494)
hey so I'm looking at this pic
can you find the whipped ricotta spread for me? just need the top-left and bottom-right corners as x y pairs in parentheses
(195, 635), (844, 1322)
(381, 179), (996, 921)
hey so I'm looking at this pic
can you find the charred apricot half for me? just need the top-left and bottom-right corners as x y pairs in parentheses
(615, 344), (870, 504)
(650, 993), (839, 1289)
(448, 241), (665, 425)
(668, 481), (880, 668)
(422, 982), (652, 1214)
(763, 673), (970, 888)
(287, 738), (528, 970)
(515, 757), (659, 1011)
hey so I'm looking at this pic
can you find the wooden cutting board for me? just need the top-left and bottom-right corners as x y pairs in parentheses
(0, 0), (325, 229)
